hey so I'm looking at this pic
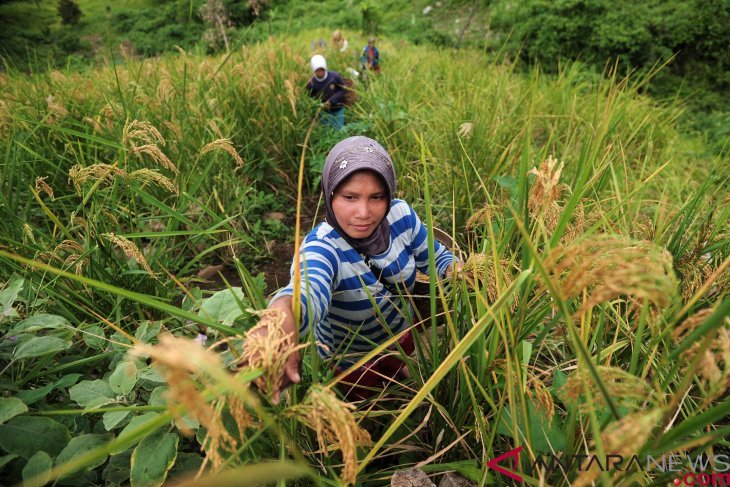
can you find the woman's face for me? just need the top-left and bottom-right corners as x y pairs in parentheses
(332, 170), (388, 239)
(314, 68), (326, 78)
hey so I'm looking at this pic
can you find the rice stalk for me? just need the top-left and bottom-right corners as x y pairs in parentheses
(200, 138), (245, 168)
(283, 79), (297, 118)
(288, 385), (372, 486)
(102, 233), (155, 277)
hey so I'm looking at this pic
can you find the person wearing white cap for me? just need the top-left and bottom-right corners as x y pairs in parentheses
(306, 54), (347, 130)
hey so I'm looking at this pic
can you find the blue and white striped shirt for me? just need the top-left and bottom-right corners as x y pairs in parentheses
(272, 199), (454, 362)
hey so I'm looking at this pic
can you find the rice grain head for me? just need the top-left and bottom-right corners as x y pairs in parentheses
(22, 224), (35, 244)
(543, 236), (678, 316)
(240, 308), (303, 397)
(288, 385), (372, 486)
(465, 204), (496, 232)
(572, 408), (663, 487)
(283, 79), (297, 117)
(46, 95), (68, 124)
(131, 144), (178, 174)
(68, 163), (127, 194)
(457, 122), (474, 139)
(128, 169), (179, 194)
(122, 119), (165, 149)
(528, 155), (570, 232)
(102, 232), (155, 277)
(462, 253), (516, 305)
(35, 176), (55, 200)
(132, 334), (239, 470)
(559, 365), (653, 413)
(200, 138), (245, 168)
(673, 308), (730, 404)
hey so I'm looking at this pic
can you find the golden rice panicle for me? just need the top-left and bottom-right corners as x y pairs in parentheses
(544, 236), (678, 316)
(68, 163), (127, 194)
(132, 334), (237, 470)
(458, 122), (474, 139)
(289, 385), (372, 486)
(200, 138), (245, 168)
(130, 144), (178, 174)
(35, 176), (54, 201)
(102, 232), (155, 277)
(673, 308), (730, 404)
(527, 374), (554, 423)
(22, 224), (35, 244)
(127, 169), (179, 194)
(462, 253), (515, 304)
(283, 79), (297, 117)
(559, 365), (653, 413)
(82, 116), (104, 134)
(156, 77), (175, 104)
(122, 119), (165, 149)
(572, 408), (663, 487)
(241, 308), (301, 398)
(527, 155), (570, 231)
(465, 204), (495, 231)
(46, 95), (68, 124)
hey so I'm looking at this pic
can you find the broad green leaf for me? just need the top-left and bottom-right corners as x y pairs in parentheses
(138, 365), (165, 384)
(0, 416), (70, 458)
(496, 397), (566, 454)
(148, 386), (168, 407)
(130, 430), (178, 487)
(69, 379), (115, 408)
(198, 287), (248, 326)
(0, 275), (23, 321)
(56, 433), (113, 473)
(16, 373), (81, 405)
(103, 411), (131, 431)
(109, 361), (138, 395)
(111, 412), (165, 455)
(0, 397), (28, 424)
(103, 451), (132, 485)
(13, 336), (71, 360)
(11, 314), (69, 333)
(135, 321), (162, 344)
(168, 452), (204, 482)
(22, 451), (52, 485)
(83, 325), (106, 349)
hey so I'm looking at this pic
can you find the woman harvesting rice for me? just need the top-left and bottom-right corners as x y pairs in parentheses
(266, 136), (461, 399)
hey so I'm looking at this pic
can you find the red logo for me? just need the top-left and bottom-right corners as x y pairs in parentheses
(487, 446), (523, 482)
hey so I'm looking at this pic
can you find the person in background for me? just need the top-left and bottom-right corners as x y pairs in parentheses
(360, 37), (381, 75)
(332, 30), (349, 53)
(306, 54), (347, 130)
(265, 136), (462, 400)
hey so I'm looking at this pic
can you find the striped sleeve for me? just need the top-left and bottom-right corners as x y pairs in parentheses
(406, 203), (455, 277)
(270, 236), (339, 336)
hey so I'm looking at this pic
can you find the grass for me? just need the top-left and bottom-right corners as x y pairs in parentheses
(0, 29), (728, 486)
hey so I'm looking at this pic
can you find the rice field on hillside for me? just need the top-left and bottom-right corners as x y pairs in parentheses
(0, 31), (728, 486)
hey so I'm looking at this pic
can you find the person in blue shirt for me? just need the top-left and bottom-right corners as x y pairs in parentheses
(360, 37), (380, 75)
(267, 136), (461, 400)
(306, 55), (347, 130)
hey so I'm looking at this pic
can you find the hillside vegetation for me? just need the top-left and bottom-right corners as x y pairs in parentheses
(0, 31), (728, 486)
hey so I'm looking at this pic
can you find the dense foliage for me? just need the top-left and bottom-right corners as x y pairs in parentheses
(1, 30), (728, 486)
